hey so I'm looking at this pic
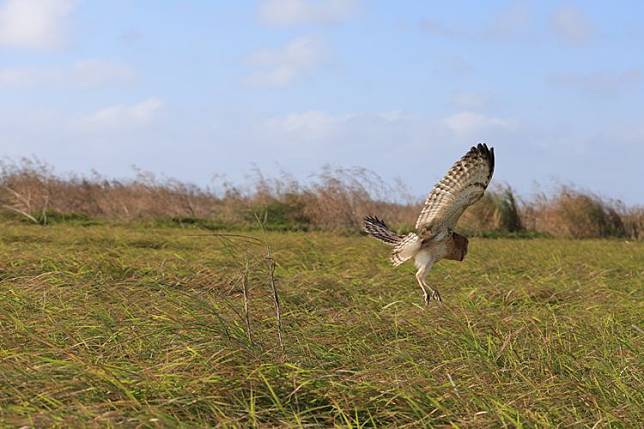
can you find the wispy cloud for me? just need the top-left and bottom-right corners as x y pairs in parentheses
(551, 3), (595, 46)
(119, 29), (144, 44)
(444, 111), (516, 138)
(246, 36), (326, 87)
(421, 1), (535, 42)
(265, 110), (344, 141)
(0, 0), (76, 49)
(548, 69), (641, 97)
(71, 60), (136, 87)
(0, 60), (135, 88)
(75, 98), (164, 132)
(451, 92), (490, 110)
(488, 0), (532, 39)
(419, 19), (463, 38)
(258, 0), (360, 27)
(431, 55), (475, 77)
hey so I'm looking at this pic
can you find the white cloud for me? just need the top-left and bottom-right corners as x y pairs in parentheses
(266, 110), (342, 141)
(376, 110), (406, 123)
(421, 1), (535, 42)
(0, 60), (135, 88)
(262, 110), (442, 158)
(444, 111), (515, 138)
(75, 98), (164, 132)
(273, 110), (336, 133)
(432, 55), (474, 76)
(119, 29), (143, 44)
(263, 110), (416, 144)
(258, 0), (360, 27)
(548, 69), (641, 97)
(267, 109), (517, 149)
(0, 68), (37, 87)
(451, 92), (490, 110)
(419, 19), (462, 38)
(246, 36), (326, 87)
(488, 0), (531, 39)
(71, 60), (135, 87)
(551, 3), (594, 46)
(0, 0), (76, 49)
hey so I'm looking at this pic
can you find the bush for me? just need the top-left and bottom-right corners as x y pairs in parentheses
(526, 187), (627, 239)
(458, 185), (523, 234)
(0, 158), (640, 239)
(245, 196), (311, 231)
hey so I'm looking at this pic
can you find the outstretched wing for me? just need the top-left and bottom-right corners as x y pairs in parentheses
(415, 143), (495, 239)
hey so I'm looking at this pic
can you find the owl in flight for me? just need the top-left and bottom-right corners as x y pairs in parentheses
(364, 144), (495, 304)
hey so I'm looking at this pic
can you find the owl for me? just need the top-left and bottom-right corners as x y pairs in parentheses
(364, 144), (495, 304)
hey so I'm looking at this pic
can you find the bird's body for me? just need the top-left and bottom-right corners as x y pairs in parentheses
(364, 143), (495, 304)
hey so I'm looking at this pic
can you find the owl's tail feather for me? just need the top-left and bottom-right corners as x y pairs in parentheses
(363, 216), (420, 266)
(363, 216), (401, 246)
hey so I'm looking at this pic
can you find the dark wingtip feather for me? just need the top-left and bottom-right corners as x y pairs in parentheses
(474, 142), (495, 178)
(489, 146), (495, 177)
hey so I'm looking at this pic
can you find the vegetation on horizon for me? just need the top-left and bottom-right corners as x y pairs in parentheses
(1, 157), (642, 239)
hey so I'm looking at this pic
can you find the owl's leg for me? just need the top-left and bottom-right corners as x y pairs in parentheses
(415, 268), (430, 305)
(415, 264), (440, 305)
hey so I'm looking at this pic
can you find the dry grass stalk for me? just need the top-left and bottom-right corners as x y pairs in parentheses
(1, 186), (41, 224)
(241, 263), (252, 344)
(266, 252), (283, 352)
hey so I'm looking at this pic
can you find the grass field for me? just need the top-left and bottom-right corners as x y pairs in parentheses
(0, 221), (642, 427)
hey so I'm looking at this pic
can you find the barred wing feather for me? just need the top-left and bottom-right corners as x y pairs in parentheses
(415, 143), (495, 238)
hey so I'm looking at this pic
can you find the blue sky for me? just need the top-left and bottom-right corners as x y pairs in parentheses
(1, 1), (643, 204)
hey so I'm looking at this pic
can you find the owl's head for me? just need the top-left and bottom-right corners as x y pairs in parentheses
(445, 232), (468, 261)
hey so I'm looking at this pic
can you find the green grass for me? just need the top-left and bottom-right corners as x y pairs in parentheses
(0, 221), (642, 427)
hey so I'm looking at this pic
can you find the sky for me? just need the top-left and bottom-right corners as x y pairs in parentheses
(1, 0), (643, 204)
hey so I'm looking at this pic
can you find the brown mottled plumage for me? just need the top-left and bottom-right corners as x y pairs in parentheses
(363, 143), (495, 304)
